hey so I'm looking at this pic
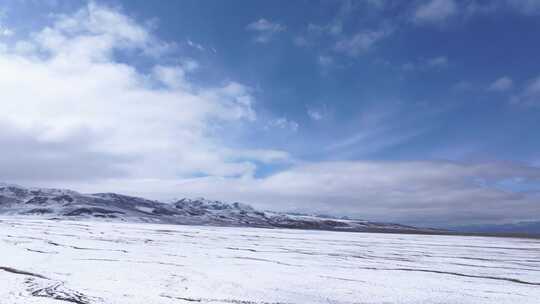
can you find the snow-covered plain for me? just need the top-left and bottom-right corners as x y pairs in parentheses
(0, 218), (539, 304)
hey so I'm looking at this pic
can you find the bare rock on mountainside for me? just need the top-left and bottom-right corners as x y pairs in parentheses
(0, 183), (441, 233)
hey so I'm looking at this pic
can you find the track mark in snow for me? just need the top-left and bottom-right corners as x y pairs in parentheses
(448, 262), (540, 272)
(77, 258), (185, 267)
(0, 266), (49, 279)
(7, 235), (128, 253)
(226, 247), (258, 252)
(318, 275), (367, 283)
(26, 248), (59, 254)
(227, 256), (301, 267)
(357, 267), (540, 286)
(160, 294), (292, 304)
(53, 242), (129, 253)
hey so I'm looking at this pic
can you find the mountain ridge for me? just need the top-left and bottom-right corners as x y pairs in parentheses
(0, 183), (441, 233)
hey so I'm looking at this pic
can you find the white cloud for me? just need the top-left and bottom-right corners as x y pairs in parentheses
(488, 76), (513, 92)
(401, 62), (416, 71)
(327, 127), (424, 155)
(426, 0), (540, 20)
(0, 9), (13, 37)
(186, 39), (205, 51)
(401, 56), (449, 71)
(464, 1), (499, 16)
(510, 76), (540, 106)
(413, 0), (457, 25)
(293, 22), (342, 49)
(229, 149), (291, 164)
(427, 55), (449, 68)
(0, 3), (287, 184)
(266, 117), (299, 132)
(506, 0), (540, 15)
(293, 35), (309, 47)
(334, 28), (391, 57)
(246, 18), (286, 43)
(324, 104), (431, 156)
(3, 1), (539, 228)
(307, 22), (342, 36)
(0, 26), (13, 37)
(452, 81), (473, 91)
(317, 55), (334, 67)
(307, 109), (324, 121)
(464, 0), (540, 17)
(307, 104), (329, 121)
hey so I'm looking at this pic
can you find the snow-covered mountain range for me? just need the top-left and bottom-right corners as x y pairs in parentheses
(0, 183), (439, 233)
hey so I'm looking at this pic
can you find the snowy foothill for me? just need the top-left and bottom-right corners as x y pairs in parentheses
(0, 218), (539, 304)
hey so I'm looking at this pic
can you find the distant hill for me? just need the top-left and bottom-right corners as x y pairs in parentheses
(0, 183), (442, 234)
(452, 221), (540, 234)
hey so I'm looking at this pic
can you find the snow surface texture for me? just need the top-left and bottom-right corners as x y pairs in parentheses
(0, 183), (437, 233)
(0, 218), (539, 304)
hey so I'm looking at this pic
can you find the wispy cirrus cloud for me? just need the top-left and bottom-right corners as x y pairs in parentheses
(412, 0), (457, 25)
(323, 101), (437, 157)
(307, 106), (327, 121)
(294, 1), (396, 61)
(246, 18), (286, 43)
(402, 56), (450, 71)
(186, 39), (205, 51)
(506, 0), (540, 15)
(334, 27), (392, 57)
(510, 76), (540, 106)
(317, 55), (334, 68)
(427, 55), (449, 68)
(488, 76), (514, 92)
(414, 0), (540, 26)
(452, 80), (474, 92)
(266, 117), (299, 132)
(0, 26), (13, 37)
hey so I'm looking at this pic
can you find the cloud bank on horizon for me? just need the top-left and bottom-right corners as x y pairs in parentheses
(0, 0), (539, 226)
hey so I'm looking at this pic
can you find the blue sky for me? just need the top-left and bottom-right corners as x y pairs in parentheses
(0, 0), (539, 226)
(122, 0), (540, 164)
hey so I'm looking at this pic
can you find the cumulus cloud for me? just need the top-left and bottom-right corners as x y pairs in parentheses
(0, 3), (286, 184)
(246, 18), (286, 43)
(413, 0), (457, 25)
(2, 1), (539, 228)
(488, 76), (513, 92)
(0, 123), (128, 181)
